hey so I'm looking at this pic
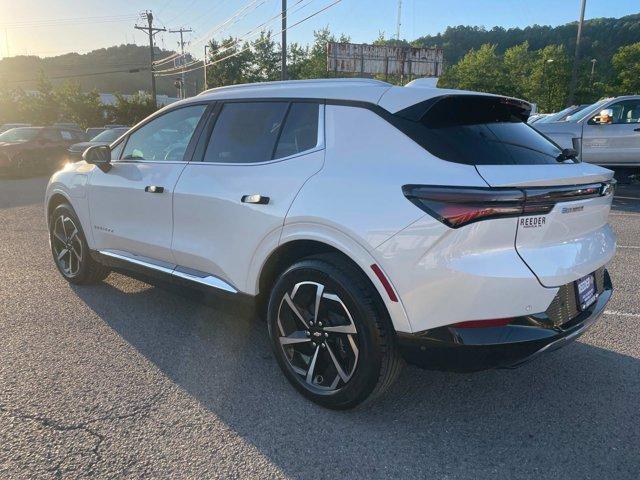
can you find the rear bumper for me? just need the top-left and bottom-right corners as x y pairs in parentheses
(397, 270), (612, 372)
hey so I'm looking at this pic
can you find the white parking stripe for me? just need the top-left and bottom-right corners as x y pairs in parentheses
(604, 310), (640, 318)
(618, 245), (640, 250)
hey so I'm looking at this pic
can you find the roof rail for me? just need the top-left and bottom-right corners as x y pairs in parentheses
(198, 78), (391, 96)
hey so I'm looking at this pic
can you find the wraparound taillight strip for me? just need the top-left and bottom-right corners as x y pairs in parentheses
(402, 181), (615, 229)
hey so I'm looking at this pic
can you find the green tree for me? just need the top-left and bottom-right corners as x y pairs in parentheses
(438, 44), (506, 94)
(529, 45), (571, 112)
(55, 81), (105, 128)
(502, 42), (534, 99)
(612, 42), (640, 94)
(249, 31), (280, 82)
(205, 37), (253, 88)
(106, 92), (157, 125)
(23, 71), (60, 125)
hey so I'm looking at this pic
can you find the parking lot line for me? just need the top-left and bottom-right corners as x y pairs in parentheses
(604, 310), (640, 318)
(618, 245), (640, 249)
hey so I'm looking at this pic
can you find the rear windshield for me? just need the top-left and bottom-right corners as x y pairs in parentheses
(395, 95), (565, 165)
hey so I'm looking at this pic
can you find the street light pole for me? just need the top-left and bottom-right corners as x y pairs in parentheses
(204, 44), (209, 91)
(568, 0), (587, 106)
(590, 58), (597, 92)
(544, 58), (554, 111)
(281, 0), (287, 80)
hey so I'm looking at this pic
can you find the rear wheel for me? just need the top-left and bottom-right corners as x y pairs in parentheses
(49, 203), (110, 284)
(267, 254), (401, 409)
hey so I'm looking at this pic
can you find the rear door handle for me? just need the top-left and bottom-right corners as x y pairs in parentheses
(145, 185), (164, 193)
(241, 194), (269, 205)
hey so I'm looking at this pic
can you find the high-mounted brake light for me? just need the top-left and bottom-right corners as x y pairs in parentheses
(402, 183), (610, 229)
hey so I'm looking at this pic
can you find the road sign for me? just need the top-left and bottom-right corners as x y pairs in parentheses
(327, 42), (443, 77)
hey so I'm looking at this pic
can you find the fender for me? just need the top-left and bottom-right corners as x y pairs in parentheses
(45, 164), (96, 248)
(248, 221), (414, 333)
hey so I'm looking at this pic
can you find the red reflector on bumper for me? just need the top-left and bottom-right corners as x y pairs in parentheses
(370, 264), (398, 303)
(452, 318), (514, 329)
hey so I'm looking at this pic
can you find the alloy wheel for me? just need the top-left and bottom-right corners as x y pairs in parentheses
(51, 215), (83, 277)
(276, 281), (359, 392)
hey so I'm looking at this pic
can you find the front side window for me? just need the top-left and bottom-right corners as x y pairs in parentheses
(203, 101), (320, 164)
(395, 95), (564, 165)
(122, 104), (206, 162)
(41, 129), (62, 142)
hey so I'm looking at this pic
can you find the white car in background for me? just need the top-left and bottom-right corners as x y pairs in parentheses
(534, 96), (640, 167)
(45, 79), (616, 409)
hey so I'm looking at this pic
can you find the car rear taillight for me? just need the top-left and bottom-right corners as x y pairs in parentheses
(402, 183), (609, 229)
(452, 318), (514, 329)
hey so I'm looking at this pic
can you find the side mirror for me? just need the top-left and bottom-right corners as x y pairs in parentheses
(592, 108), (614, 125)
(83, 145), (111, 172)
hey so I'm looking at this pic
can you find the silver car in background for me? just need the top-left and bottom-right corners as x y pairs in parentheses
(534, 96), (640, 167)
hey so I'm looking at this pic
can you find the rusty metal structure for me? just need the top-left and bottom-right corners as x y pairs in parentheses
(327, 42), (444, 79)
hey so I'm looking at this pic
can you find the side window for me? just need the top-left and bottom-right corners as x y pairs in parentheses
(122, 104), (206, 162)
(41, 129), (62, 142)
(111, 141), (124, 160)
(273, 102), (320, 159)
(60, 130), (74, 141)
(203, 102), (288, 163)
(610, 100), (640, 124)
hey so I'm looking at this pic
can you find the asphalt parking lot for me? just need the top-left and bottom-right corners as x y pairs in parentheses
(1, 175), (639, 479)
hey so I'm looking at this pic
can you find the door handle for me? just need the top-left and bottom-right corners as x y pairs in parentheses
(145, 185), (164, 193)
(241, 194), (269, 205)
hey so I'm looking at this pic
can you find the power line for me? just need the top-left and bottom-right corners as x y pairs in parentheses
(0, 14), (138, 29)
(154, 0), (342, 77)
(154, 0), (312, 74)
(6, 67), (149, 84)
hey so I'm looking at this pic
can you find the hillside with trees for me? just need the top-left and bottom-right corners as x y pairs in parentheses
(0, 44), (202, 97)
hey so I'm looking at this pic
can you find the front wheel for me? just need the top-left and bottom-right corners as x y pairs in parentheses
(49, 203), (110, 284)
(267, 254), (402, 409)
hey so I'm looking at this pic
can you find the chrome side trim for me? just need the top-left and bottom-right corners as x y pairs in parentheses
(97, 250), (238, 294)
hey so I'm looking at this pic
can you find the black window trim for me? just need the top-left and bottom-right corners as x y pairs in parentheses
(114, 101), (214, 164)
(191, 98), (325, 166)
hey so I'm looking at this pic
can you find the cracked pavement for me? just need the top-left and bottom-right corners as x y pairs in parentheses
(1, 176), (639, 479)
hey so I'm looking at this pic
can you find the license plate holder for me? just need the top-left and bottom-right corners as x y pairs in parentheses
(575, 273), (597, 311)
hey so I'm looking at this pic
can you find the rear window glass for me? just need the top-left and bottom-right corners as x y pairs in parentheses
(274, 103), (319, 159)
(396, 95), (565, 165)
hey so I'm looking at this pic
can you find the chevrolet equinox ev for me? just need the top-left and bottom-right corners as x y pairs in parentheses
(46, 79), (616, 409)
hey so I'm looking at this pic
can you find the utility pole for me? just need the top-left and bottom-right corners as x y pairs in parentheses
(396, 0), (402, 41)
(169, 27), (193, 99)
(204, 44), (209, 90)
(567, 0), (586, 106)
(135, 11), (165, 108)
(281, 0), (287, 80)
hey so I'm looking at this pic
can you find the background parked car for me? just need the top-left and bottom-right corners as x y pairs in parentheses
(67, 127), (129, 161)
(0, 126), (85, 177)
(533, 95), (640, 167)
(0, 123), (31, 134)
(535, 104), (591, 124)
(86, 127), (107, 139)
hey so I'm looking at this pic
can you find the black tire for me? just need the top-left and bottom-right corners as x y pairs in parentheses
(267, 253), (402, 409)
(49, 203), (110, 285)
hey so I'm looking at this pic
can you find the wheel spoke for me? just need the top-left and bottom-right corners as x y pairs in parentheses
(53, 231), (66, 244)
(284, 293), (309, 329)
(61, 216), (68, 238)
(57, 248), (69, 261)
(305, 346), (320, 384)
(326, 343), (352, 383)
(323, 324), (357, 334)
(279, 331), (311, 346)
(71, 246), (81, 263)
(68, 228), (78, 242)
(313, 283), (325, 322)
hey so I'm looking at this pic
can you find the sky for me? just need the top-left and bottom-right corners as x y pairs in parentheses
(0, 0), (638, 59)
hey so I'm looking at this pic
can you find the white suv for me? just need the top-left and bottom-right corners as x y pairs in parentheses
(46, 79), (616, 409)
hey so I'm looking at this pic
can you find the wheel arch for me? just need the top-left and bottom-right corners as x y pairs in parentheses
(254, 226), (413, 333)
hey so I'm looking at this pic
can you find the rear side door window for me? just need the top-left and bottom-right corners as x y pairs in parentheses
(202, 101), (320, 164)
